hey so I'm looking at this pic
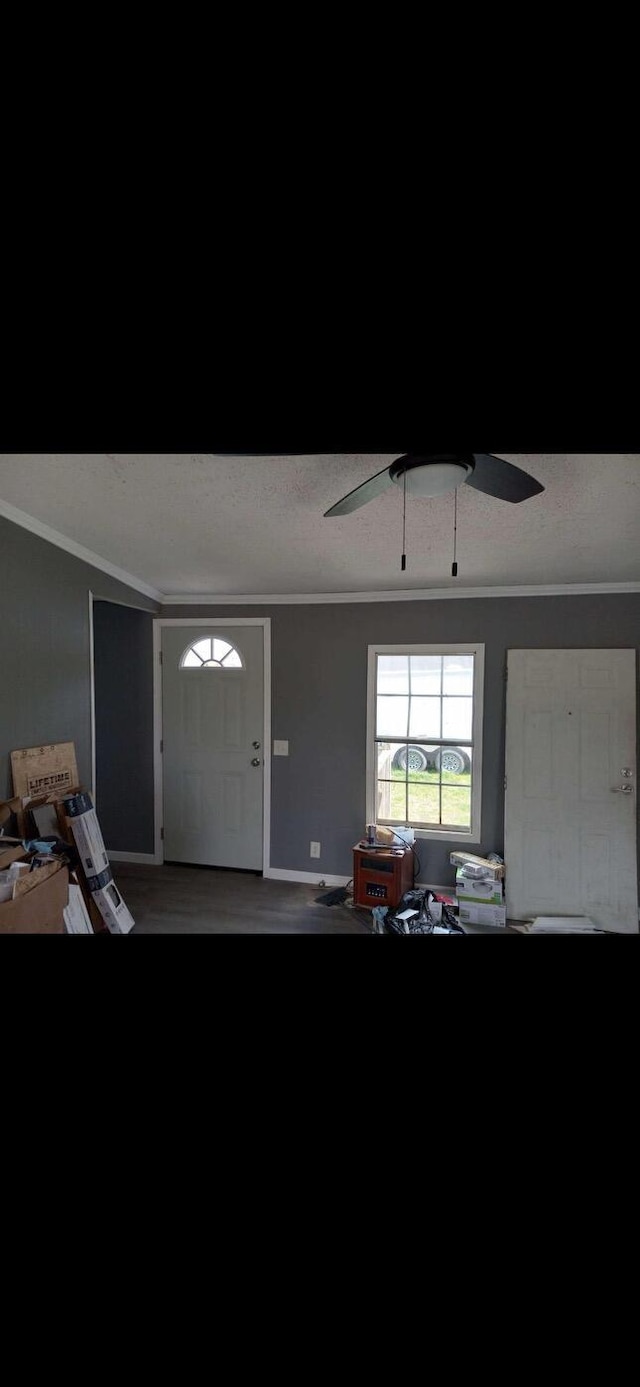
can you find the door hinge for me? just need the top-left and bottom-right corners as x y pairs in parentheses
(160, 739), (163, 754)
(160, 826), (164, 840)
(504, 776), (507, 791)
(159, 649), (163, 665)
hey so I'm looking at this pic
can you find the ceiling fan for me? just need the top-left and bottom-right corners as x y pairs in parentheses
(215, 451), (544, 511)
(323, 453), (544, 517)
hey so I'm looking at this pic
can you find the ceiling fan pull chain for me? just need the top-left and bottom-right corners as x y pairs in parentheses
(452, 487), (458, 577)
(401, 469), (407, 571)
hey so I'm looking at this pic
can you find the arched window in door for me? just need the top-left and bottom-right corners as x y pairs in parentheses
(179, 637), (244, 669)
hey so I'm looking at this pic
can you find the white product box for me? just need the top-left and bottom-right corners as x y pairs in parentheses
(530, 916), (599, 933)
(450, 852), (505, 880)
(455, 869), (504, 905)
(457, 900), (507, 928)
(64, 882), (94, 934)
(64, 792), (110, 877)
(89, 872), (134, 933)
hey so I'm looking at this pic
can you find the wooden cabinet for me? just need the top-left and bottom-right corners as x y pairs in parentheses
(352, 844), (414, 910)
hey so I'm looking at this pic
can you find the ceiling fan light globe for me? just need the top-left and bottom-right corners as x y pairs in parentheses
(401, 462), (471, 498)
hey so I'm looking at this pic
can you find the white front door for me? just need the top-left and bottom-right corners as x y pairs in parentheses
(505, 649), (637, 930)
(162, 625), (264, 870)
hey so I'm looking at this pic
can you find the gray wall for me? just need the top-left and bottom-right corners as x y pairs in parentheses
(93, 601), (155, 853)
(162, 596), (640, 888)
(0, 516), (159, 809)
(2, 509), (637, 892)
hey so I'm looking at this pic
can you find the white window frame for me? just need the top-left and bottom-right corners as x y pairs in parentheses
(366, 643), (485, 844)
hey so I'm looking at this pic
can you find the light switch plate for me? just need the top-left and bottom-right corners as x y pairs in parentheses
(273, 740), (289, 756)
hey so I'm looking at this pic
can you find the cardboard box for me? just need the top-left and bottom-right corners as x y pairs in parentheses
(0, 856), (68, 933)
(11, 742), (79, 801)
(63, 791), (110, 877)
(455, 868), (504, 905)
(25, 787), (82, 841)
(457, 900), (507, 928)
(0, 796), (24, 849)
(0, 796), (22, 831)
(0, 842), (29, 872)
(449, 851), (505, 880)
(2, 786), (81, 845)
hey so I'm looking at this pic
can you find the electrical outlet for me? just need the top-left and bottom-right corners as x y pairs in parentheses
(310, 841), (321, 858)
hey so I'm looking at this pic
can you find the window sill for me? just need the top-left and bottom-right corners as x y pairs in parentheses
(414, 828), (481, 845)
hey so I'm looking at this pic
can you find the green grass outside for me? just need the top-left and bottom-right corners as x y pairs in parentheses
(380, 767), (471, 827)
(391, 768), (471, 786)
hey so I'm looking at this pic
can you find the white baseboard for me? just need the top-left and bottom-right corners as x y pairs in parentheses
(263, 868), (454, 894)
(103, 857), (458, 894)
(262, 859), (455, 893)
(264, 868), (351, 887)
(108, 851), (160, 865)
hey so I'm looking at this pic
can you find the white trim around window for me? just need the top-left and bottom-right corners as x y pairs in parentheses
(366, 643), (485, 844)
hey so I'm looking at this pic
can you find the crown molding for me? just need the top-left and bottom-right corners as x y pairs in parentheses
(161, 582), (640, 606)
(0, 498), (163, 602)
(2, 496), (638, 606)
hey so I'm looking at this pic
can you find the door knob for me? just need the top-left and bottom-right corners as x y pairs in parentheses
(251, 757), (261, 767)
(252, 741), (261, 749)
(611, 785), (633, 794)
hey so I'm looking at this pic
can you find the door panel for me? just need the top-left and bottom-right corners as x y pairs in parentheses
(505, 650), (637, 930)
(162, 625), (264, 869)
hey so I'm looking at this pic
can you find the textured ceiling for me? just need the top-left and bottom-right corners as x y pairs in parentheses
(1, 454), (639, 595)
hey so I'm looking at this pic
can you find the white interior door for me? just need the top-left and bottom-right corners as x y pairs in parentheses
(162, 625), (264, 870)
(505, 650), (637, 930)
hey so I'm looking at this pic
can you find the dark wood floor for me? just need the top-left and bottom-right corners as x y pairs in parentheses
(113, 862), (372, 934)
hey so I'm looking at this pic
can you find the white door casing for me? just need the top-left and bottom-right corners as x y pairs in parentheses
(159, 622), (268, 870)
(505, 649), (637, 930)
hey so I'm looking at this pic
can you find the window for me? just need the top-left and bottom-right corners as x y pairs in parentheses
(366, 644), (484, 842)
(179, 637), (243, 669)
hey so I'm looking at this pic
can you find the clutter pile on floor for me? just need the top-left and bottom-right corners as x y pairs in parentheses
(1, 741), (134, 934)
(373, 888), (465, 934)
(320, 837), (608, 933)
(316, 839), (508, 933)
